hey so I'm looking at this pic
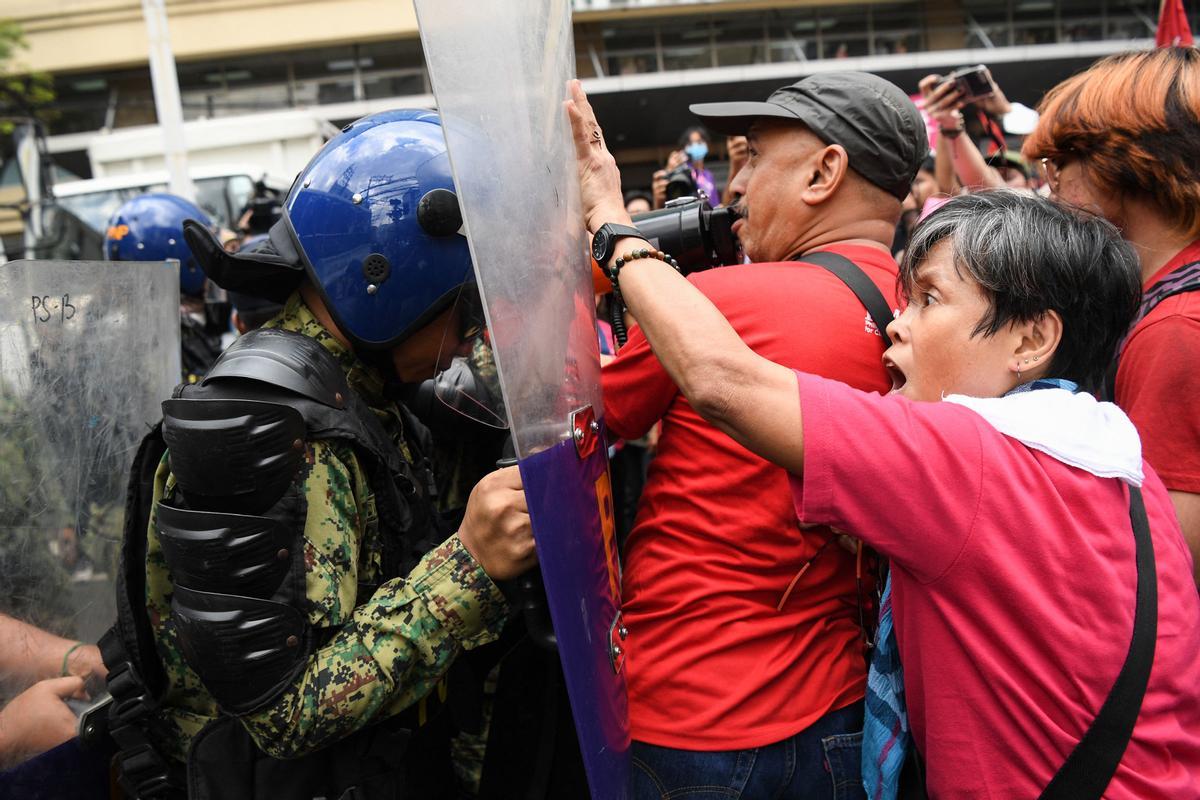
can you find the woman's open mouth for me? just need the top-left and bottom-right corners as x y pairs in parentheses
(883, 355), (907, 394)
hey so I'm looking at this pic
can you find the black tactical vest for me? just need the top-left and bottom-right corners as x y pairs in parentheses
(100, 329), (453, 800)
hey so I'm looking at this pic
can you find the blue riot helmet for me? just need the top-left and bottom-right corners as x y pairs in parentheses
(183, 109), (473, 352)
(106, 193), (213, 296)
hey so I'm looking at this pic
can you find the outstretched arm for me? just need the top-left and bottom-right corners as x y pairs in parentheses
(0, 614), (104, 687)
(565, 80), (805, 475)
(919, 74), (1003, 192)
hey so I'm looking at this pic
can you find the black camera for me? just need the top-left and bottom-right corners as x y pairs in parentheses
(606, 197), (740, 347)
(631, 196), (739, 276)
(664, 163), (700, 203)
(937, 64), (993, 104)
(242, 180), (284, 235)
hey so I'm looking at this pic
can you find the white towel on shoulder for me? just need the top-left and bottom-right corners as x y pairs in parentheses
(944, 388), (1144, 487)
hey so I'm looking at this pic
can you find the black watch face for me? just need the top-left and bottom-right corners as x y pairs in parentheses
(591, 230), (608, 262)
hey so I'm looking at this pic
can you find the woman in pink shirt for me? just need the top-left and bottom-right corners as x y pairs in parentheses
(567, 82), (1200, 799)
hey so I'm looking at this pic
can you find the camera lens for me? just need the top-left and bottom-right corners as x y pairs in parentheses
(664, 164), (697, 202)
(631, 198), (739, 275)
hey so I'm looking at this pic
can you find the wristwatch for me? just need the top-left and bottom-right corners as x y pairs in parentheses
(591, 223), (645, 267)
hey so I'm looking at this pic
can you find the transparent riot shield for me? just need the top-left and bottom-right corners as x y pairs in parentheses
(415, 3), (629, 797)
(0, 260), (179, 708)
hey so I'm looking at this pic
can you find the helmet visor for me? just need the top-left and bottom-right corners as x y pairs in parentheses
(417, 284), (508, 435)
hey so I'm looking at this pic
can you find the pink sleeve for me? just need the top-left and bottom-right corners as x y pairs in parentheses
(791, 372), (987, 583)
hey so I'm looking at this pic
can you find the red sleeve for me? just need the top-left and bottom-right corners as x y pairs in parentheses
(792, 372), (986, 583)
(601, 322), (678, 440)
(1116, 314), (1200, 492)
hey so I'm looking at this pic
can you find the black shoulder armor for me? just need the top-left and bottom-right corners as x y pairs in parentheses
(156, 327), (440, 714)
(204, 328), (348, 410)
(171, 585), (309, 713)
(162, 328), (397, 513)
(161, 398), (305, 514)
(155, 504), (297, 599)
(156, 329), (351, 712)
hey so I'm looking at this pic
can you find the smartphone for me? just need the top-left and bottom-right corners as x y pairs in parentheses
(938, 65), (994, 104)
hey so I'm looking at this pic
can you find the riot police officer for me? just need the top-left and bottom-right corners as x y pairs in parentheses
(100, 110), (536, 800)
(105, 193), (228, 383)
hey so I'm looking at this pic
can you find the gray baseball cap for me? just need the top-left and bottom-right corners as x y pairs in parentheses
(690, 72), (928, 200)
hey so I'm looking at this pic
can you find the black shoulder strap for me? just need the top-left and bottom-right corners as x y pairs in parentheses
(1104, 259), (1200, 401)
(790, 251), (894, 348)
(1038, 486), (1157, 800)
(1137, 259), (1200, 322)
(102, 421), (169, 694)
(99, 421), (189, 799)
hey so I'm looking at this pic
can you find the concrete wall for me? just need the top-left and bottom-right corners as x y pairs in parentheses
(84, 108), (334, 177)
(3, 0), (421, 74)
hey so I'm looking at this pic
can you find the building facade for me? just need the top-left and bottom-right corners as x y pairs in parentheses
(2, 0), (1187, 188)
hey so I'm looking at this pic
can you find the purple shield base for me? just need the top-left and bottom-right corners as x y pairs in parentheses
(519, 419), (630, 800)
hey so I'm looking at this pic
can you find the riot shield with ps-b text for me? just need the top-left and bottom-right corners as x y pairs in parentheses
(415, 3), (630, 797)
(0, 260), (179, 705)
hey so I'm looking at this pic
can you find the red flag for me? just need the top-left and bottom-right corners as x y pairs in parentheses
(1156, 0), (1194, 47)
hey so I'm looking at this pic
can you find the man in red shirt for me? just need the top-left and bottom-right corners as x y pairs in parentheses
(601, 73), (927, 797)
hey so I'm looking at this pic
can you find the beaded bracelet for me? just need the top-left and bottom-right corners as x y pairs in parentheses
(606, 246), (681, 287)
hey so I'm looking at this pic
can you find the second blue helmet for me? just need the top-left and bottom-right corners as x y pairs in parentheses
(106, 192), (213, 295)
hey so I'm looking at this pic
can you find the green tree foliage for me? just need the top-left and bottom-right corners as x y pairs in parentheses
(0, 20), (55, 134)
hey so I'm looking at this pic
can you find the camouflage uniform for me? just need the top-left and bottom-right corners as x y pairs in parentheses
(143, 291), (510, 765)
(431, 337), (507, 793)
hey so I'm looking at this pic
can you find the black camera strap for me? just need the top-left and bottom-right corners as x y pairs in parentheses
(900, 486), (1154, 800)
(789, 250), (894, 348)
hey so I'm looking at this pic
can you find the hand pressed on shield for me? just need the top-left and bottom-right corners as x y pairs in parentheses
(458, 465), (536, 581)
(564, 79), (634, 234)
(0, 614), (105, 688)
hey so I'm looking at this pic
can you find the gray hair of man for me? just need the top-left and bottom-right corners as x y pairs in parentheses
(898, 190), (1141, 394)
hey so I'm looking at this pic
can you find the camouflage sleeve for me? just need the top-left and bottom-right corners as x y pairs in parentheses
(240, 524), (509, 758)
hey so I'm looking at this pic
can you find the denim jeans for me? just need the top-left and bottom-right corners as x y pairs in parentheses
(630, 702), (865, 800)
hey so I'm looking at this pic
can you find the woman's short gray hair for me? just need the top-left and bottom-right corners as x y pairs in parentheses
(899, 190), (1141, 394)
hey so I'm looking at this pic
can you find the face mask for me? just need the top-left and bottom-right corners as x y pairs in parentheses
(685, 142), (708, 163)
